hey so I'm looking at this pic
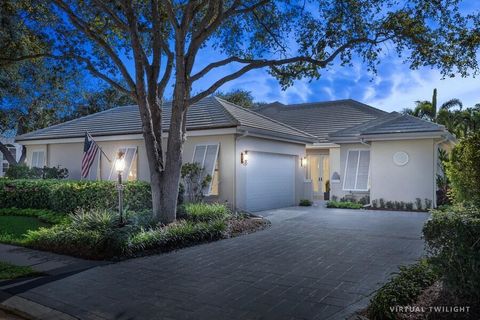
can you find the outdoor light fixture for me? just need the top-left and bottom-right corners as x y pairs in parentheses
(116, 152), (126, 225)
(241, 151), (248, 166)
(300, 157), (307, 167)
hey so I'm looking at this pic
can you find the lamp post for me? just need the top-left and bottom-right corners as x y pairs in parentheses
(115, 154), (126, 225)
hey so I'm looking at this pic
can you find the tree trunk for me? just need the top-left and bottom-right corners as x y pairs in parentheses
(0, 142), (17, 165)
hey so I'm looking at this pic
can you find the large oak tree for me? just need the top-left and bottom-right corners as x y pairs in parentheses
(6, 0), (479, 223)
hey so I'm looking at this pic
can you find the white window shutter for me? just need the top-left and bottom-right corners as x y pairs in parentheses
(192, 146), (206, 165)
(202, 145), (219, 194)
(355, 150), (370, 190)
(343, 151), (359, 190)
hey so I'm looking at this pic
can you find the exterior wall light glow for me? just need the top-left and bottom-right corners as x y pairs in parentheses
(300, 157), (307, 167)
(241, 151), (248, 166)
(116, 152), (126, 225)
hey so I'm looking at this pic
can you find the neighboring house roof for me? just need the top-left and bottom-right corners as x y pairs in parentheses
(16, 96), (315, 143)
(254, 99), (388, 142)
(329, 112), (449, 141)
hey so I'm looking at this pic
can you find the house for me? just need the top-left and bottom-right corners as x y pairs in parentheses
(15, 97), (454, 211)
(0, 136), (22, 177)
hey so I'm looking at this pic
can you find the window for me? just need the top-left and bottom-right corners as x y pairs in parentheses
(192, 144), (220, 195)
(1, 144), (16, 175)
(31, 151), (45, 168)
(343, 150), (370, 191)
(109, 147), (138, 181)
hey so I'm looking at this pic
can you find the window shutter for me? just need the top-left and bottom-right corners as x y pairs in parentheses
(192, 146), (206, 165)
(202, 145), (219, 194)
(344, 150), (359, 190)
(355, 150), (370, 190)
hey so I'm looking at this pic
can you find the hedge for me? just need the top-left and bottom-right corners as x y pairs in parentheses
(423, 204), (480, 302)
(0, 179), (152, 213)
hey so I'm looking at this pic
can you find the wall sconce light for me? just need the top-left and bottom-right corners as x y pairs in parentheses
(300, 157), (307, 167)
(241, 151), (248, 166)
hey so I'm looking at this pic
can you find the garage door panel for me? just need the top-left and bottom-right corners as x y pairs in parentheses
(245, 152), (295, 211)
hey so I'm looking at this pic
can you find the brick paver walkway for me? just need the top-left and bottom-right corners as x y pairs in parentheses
(1, 206), (429, 320)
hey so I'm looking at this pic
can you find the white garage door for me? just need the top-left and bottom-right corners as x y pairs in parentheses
(246, 152), (296, 211)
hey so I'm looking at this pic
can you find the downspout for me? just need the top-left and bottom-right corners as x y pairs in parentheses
(234, 131), (249, 212)
(433, 135), (449, 208)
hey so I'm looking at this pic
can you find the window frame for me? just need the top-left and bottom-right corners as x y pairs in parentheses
(192, 143), (220, 196)
(342, 149), (371, 192)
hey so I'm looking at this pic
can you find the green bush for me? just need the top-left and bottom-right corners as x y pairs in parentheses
(326, 200), (363, 209)
(0, 208), (67, 224)
(0, 179), (152, 213)
(423, 204), (480, 301)
(182, 203), (230, 222)
(129, 219), (227, 253)
(299, 199), (312, 206)
(6, 164), (68, 179)
(446, 132), (480, 206)
(24, 209), (131, 259)
(367, 260), (439, 320)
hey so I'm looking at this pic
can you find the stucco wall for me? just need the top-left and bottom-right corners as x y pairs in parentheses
(370, 139), (435, 204)
(235, 136), (306, 210)
(24, 134), (236, 206)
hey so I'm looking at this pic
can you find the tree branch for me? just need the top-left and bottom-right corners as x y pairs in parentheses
(52, 0), (136, 90)
(91, 0), (128, 31)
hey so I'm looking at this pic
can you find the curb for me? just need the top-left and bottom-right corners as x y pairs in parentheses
(1, 296), (78, 320)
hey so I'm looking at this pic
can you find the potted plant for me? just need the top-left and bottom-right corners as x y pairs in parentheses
(324, 179), (330, 200)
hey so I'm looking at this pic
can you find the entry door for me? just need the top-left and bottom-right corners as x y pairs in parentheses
(245, 152), (296, 211)
(308, 155), (330, 199)
(308, 155), (323, 197)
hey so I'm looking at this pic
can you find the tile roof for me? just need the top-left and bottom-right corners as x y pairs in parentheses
(254, 99), (387, 142)
(329, 112), (447, 139)
(16, 96), (315, 143)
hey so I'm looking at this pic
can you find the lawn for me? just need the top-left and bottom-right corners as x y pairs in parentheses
(0, 216), (50, 243)
(0, 261), (39, 280)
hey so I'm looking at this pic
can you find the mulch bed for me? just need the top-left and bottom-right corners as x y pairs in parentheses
(227, 216), (270, 237)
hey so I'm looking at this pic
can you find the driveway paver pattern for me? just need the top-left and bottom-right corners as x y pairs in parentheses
(1, 206), (429, 320)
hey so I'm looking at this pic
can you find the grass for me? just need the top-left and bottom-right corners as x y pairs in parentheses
(0, 261), (39, 280)
(0, 216), (50, 244)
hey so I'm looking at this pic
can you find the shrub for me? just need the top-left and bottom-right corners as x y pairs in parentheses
(415, 198), (422, 211)
(0, 179), (152, 213)
(299, 199), (312, 206)
(385, 201), (394, 209)
(326, 201), (363, 209)
(128, 219), (227, 253)
(379, 198), (385, 208)
(367, 260), (438, 320)
(6, 164), (68, 179)
(181, 163), (212, 203)
(24, 209), (131, 259)
(405, 202), (414, 211)
(446, 132), (480, 206)
(0, 208), (67, 225)
(331, 195), (338, 202)
(371, 199), (378, 209)
(358, 196), (370, 205)
(423, 204), (480, 301)
(182, 203), (230, 222)
(424, 198), (432, 210)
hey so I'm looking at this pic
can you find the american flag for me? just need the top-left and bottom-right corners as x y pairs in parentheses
(81, 132), (99, 179)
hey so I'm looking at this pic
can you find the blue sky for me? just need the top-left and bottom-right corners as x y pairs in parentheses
(176, 1), (480, 113)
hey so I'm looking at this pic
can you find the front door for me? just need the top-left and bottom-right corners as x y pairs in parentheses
(307, 155), (329, 199)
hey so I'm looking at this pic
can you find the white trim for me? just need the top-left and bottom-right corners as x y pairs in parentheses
(342, 149), (371, 192)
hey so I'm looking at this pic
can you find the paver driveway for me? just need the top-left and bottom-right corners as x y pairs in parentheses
(2, 206), (429, 320)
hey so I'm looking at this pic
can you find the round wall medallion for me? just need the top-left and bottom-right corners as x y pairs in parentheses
(393, 151), (409, 166)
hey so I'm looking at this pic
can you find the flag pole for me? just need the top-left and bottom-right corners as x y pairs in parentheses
(86, 131), (111, 163)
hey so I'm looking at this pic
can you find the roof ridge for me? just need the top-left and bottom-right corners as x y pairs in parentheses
(16, 105), (136, 139)
(328, 112), (399, 137)
(355, 112), (404, 134)
(402, 113), (446, 131)
(209, 96), (240, 126)
(215, 97), (317, 139)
